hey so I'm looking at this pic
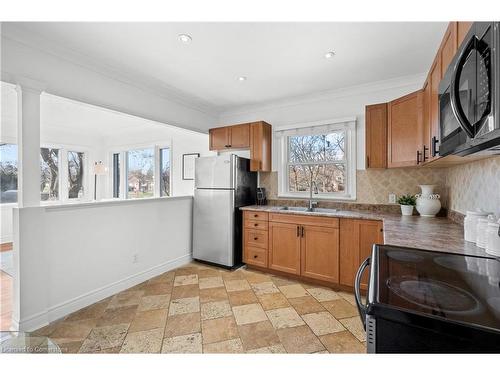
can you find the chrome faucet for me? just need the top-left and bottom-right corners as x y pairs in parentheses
(308, 181), (319, 211)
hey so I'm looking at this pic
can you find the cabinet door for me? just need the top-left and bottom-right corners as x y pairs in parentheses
(229, 124), (250, 148)
(387, 90), (423, 168)
(457, 22), (473, 47)
(300, 225), (339, 283)
(209, 127), (229, 150)
(269, 222), (301, 275)
(365, 103), (387, 169)
(429, 56), (441, 161)
(339, 219), (383, 289)
(250, 121), (272, 172)
(422, 78), (431, 163)
(358, 220), (383, 290)
(440, 22), (457, 76)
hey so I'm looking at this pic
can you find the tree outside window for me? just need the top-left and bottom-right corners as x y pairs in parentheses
(68, 151), (84, 199)
(160, 148), (170, 197)
(40, 148), (59, 201)
(0, 143), (18, 204)
(287, 131), (346, 193)
(127, 148), (154, 199)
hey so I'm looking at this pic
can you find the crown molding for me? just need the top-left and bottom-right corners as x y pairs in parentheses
(1, 24), (220, 118)
(219, 73), (426, 119)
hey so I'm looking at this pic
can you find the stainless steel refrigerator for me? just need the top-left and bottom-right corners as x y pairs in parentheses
(193, 154), (257, 268)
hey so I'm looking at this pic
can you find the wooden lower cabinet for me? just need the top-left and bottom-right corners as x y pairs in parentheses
(268, 221), (301, 275)
(243, 210), (383, 290)
(301, 224), (339, 283)
(339, 219), (383, 290)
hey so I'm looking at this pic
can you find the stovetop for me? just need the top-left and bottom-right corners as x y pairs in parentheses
(370, 245), (500, 332)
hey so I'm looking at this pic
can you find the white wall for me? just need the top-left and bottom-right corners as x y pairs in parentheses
(219, 74), (426, 171)
(13, 196), (193, 331)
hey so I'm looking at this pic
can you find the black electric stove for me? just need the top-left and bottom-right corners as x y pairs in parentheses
(355, 244), (500, 353)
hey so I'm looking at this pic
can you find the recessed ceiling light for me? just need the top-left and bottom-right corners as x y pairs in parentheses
(178, 34), (192, 43)
(238, 76), (247, 81)
(324, 51), (335, 59)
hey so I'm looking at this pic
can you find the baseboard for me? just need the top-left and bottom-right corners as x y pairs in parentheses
(18, 253), (192, 332)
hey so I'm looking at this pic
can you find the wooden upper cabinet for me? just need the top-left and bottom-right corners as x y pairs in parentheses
(339, 219), (383, 289)
(422, 78), (431, 163)
(250, 121), (272, 172)
(208, 121), (272, 172)
(457, 22), (473, 47)
(209, 127), (230, 150)
(365, 103), (388, 169)
(440, 22), (458, 77)
(429, 55), (441, 161)
(387, 90), (423, 168)
(228, 124), (250, 148)
(268, 221), (301, 275)
(300, 225), (339, 283)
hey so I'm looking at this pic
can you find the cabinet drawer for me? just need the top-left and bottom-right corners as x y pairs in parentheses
(244, 246), (268, 268)
(244, 211), (269, 222)
(245, 229), (268, 249)
(244, 219), (269, 231)
(269, 213), (339, 228)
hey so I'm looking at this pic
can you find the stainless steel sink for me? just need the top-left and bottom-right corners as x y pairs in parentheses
(277, 206), (337, 213)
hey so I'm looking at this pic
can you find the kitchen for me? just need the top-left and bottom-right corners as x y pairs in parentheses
(0, 1), (499, 371)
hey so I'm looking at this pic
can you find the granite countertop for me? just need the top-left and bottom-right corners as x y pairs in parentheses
(240, 205), (488, 257)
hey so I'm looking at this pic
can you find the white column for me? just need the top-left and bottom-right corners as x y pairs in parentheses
(16, 84), (42, 207)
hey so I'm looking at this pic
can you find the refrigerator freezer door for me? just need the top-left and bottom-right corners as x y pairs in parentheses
(195, 154), (235, 189)
(193, 188), (235, 266)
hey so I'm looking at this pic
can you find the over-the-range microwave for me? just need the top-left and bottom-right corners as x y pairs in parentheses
(438, 22), (500, 157)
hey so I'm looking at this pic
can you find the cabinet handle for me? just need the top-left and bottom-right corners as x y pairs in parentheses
(225, 144), (231, 148)
(296, 225), (300, 237)
(253, 214), (258, 218)
(380, 228), (383, 232)
(423, 146), (429, 161)
(254, 237), (258, 240)
(366, 155), (370, 168)
(416, 150), (422, 164)
(431, 136), (439, 157)
(301, 226), (305, 237)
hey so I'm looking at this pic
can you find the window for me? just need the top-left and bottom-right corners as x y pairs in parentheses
(159, 147), (170, 197)
(112, 153), (120, 198)
(68, 151), (85, 199)
(0, 143), (18, 204)
(40, 148), (59, 201)
(278, 120), (356, 200)
(127, 148), (154, 199)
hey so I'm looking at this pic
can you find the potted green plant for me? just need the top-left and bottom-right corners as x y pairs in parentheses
(397, 194), (416, 216)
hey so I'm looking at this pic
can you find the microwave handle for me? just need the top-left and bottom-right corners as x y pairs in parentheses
(355, 256), (371, 330)
(450, 36), (477, 139)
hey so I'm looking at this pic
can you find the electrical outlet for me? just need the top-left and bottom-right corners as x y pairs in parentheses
(388, 193), (396, 204)
(132, 254), (139, 263)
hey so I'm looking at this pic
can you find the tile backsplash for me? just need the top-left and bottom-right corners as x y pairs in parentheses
(446, 156), (500, 216)
(259, 168), (447, 206)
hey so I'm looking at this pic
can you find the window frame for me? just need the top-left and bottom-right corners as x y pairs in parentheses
(108, 141), (173, 200)
(277, 119), (357, 200)
(39, 143), (91, 205)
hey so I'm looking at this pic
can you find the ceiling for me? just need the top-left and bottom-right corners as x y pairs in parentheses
(7, 22), (447, 113)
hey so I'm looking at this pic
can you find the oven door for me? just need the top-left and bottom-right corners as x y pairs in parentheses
(451, 22), (494, 139)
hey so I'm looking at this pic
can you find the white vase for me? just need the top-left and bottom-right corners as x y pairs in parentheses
(415, 184), (441, 217)
(400, 205), (414, 216)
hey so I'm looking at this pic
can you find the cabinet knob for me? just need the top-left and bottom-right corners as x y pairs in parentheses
(254, 214), (258, 218)
(254, 237), (258, 240)
(254, 223), (258, 227)
(253, 255), (258, 259)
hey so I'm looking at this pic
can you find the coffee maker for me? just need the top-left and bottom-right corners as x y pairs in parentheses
(256, 187), (267, 205)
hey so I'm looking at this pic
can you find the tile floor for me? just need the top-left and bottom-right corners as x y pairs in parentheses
(29, 262), (366, 353)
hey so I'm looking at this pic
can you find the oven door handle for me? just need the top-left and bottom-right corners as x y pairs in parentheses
(450, 35), (477, 139)
(355, 256), (371, 330)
